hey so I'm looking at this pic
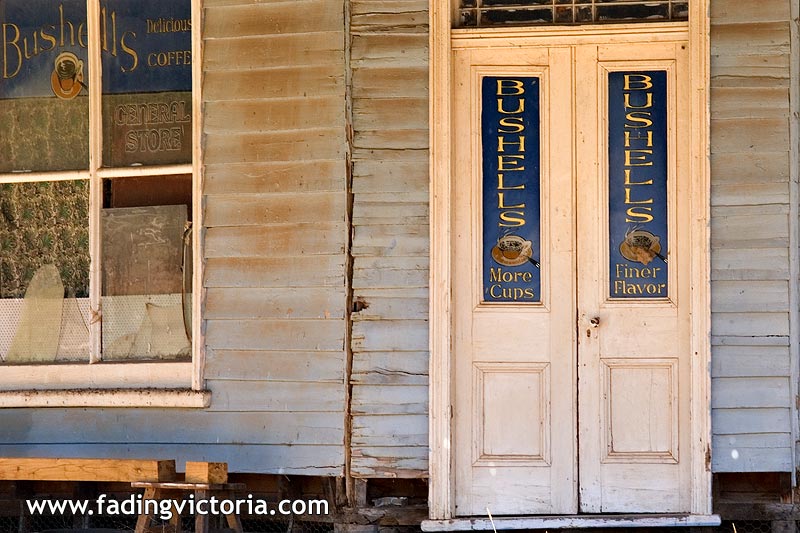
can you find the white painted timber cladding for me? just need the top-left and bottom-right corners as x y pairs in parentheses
(349, 0), (430, 477)
(709, 0), (795, 472)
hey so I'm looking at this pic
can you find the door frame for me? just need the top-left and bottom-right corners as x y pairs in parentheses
(428, 2), (712, 520)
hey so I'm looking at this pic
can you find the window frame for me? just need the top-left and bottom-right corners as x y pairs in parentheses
(0, 0), (206, 405)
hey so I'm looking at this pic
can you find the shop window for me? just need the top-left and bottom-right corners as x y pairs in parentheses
(458, 0), (688, 28)
(0, 0), (195, 366)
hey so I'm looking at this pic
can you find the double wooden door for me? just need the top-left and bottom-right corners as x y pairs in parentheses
(452, 33), (693, 515)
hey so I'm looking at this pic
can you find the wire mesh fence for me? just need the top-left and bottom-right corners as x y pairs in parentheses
(0, 508), (781, 533)
(720, 521), (775, 533)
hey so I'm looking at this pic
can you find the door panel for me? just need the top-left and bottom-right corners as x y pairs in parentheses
(453, 45), (576, 516)
(576, 41), (691, 513)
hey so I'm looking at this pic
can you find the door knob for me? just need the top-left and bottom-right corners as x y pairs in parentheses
(590, 317), (600, 328)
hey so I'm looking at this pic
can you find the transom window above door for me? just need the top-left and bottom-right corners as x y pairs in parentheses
(457, 0), (689, 28)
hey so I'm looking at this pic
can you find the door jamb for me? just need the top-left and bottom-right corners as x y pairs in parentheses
(427, 2), (712, 519)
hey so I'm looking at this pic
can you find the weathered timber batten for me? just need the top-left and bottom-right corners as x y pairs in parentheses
(709, 0), (796, 473)
(349, 0), (431, 478)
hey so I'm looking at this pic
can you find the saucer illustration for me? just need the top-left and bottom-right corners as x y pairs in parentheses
(51, 51), (85, 100)
(619, 228), (667, 265)
(491, 234), (534, 267)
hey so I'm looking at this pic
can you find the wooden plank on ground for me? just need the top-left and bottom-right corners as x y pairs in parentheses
(0, 458), (175, 482)
(0, 445), (344, 476)
(185, 462), (228, 484)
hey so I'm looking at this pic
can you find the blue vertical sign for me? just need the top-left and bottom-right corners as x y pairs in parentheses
(608, 71), (669, 299)
(482, 76), (541, 303)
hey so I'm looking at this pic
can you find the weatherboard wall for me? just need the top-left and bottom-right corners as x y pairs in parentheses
(709, 0), (795, 473)
(201, 0), (349, 475)
(349, 0), (431, 478)
(0, 0), (350, 476)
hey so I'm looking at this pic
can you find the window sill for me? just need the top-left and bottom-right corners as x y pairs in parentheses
(0, 362), (208, 408)
(0, 388), (210, 408)
(0, 361), (193, 390)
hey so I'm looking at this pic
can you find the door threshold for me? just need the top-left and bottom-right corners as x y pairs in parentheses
(421, 513), (722, 531)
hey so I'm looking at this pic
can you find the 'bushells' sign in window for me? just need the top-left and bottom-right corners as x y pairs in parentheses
(102, 0), (192, 167)
(0, 0), (192, 171)
(0, 0), (89, 172)
(608, 71), (669, 299)
(482, 77), (541, 303)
